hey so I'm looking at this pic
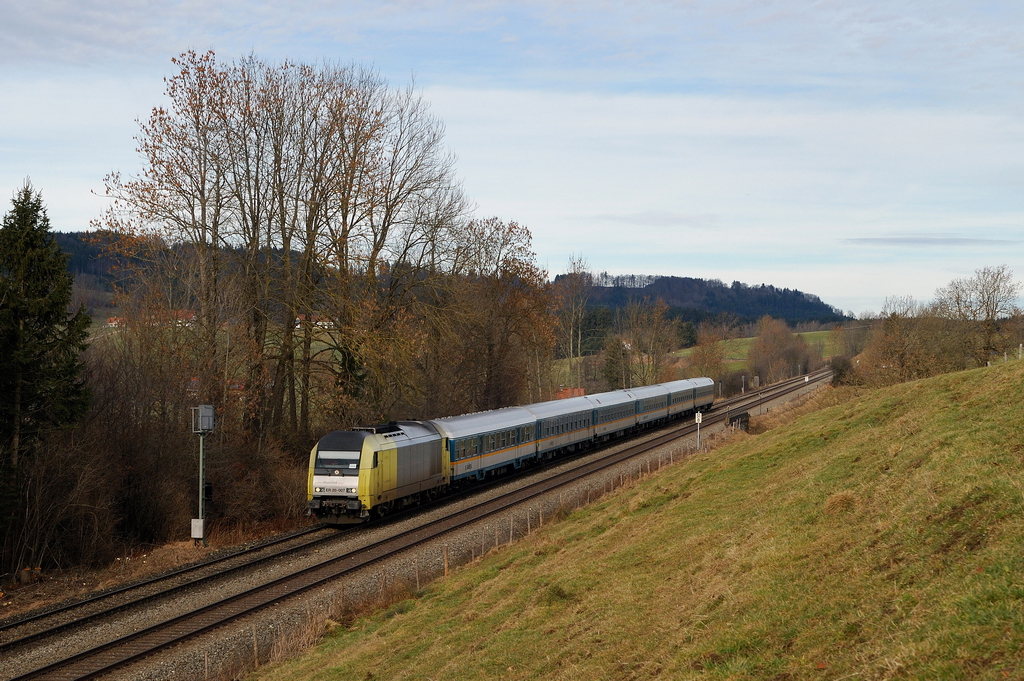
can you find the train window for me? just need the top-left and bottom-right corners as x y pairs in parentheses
(315, 451), (360, 471)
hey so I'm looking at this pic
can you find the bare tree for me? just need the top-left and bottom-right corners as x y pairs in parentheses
(748, 316), (816, 385)
(934, 265), (1021, 365)
(620, 298), (673, 387)
(553, 255), (592, 392)
(687, 325), (726, 382)
(100, 52), (472, 441)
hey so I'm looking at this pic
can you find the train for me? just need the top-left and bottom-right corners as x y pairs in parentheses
(307, 377), (715, 524)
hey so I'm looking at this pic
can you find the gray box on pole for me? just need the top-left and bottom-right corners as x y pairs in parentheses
(192, 405), (215, 433)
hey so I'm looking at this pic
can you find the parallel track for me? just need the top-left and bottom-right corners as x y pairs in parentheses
(8, 370), (829, 681)
(0, 526), (339, 648)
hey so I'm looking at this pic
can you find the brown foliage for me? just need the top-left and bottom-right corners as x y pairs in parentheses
(24, 53), (555, 571)
(749, 316), (819, 384)
(687, 325), (727, 381)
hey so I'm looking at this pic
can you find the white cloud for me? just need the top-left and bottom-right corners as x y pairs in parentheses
(426, 85), (1024, 308)
(3, 1), (1024, 311)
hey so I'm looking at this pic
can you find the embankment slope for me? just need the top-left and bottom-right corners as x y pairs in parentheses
(255, 362), (1024, 680)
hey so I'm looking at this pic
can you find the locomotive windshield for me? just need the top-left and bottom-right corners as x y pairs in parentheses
(315, 450), (361, 474)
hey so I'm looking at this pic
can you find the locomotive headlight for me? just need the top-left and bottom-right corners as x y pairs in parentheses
(347, 487), (356, 493)
(315, 487), (322, 493)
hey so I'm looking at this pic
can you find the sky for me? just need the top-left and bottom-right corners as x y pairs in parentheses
(2, 1), (1024, 314)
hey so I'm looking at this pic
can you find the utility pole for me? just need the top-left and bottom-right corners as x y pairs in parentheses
(191, 405), (215, 546)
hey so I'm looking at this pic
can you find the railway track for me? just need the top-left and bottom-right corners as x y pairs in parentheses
(5, 370), (829, 681)
(0, 522), (342, 647)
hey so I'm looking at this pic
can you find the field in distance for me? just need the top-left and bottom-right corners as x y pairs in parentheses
(252, 359), (1024, 680)
(671, 329), (836, 370)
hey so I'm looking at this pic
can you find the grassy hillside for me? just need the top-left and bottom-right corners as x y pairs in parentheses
(255, 362), (1024, 680)
(671, 330), (836, 371)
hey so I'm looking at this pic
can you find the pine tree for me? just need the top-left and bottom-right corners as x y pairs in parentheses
(0, 183), (90, 470)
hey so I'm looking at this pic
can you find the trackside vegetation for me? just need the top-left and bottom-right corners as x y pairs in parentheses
(253, 360), (1024, 680)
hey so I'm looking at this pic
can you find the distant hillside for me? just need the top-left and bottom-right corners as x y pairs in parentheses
(53, 231), (119, 290)
(585, 273), (847, 324)
(53, 232), (847, 325)
(54, 231), (120, 321)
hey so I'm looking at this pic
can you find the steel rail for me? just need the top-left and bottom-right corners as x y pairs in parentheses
(0, 525), (344, 650)
(10, 370), (829, 681)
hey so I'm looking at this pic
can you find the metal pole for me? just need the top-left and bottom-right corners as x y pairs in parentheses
(198, 432), (206, 546)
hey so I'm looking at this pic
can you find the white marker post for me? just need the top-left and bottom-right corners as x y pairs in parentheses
(695, 411), (702, 449)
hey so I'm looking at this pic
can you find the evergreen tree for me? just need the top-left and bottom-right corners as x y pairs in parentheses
(0, 183), (90, 469)
(602, 335), (630, 390)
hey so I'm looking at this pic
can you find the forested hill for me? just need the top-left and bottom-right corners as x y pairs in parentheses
(587, 274), (847, 324)
(54, 232), (846, 324)
(53, 231), (119, 286)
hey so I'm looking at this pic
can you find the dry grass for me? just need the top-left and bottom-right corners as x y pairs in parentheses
(250, 360), (1024, 680)
(823, 490), (857, 515)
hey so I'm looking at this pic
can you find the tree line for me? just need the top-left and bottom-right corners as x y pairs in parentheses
(0, 53), (566, 575)
(830, 266), (1023, 386)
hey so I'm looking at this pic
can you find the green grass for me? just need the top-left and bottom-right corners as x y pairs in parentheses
(672, 330), (838, 370)
(253, 360), (1024, 680)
